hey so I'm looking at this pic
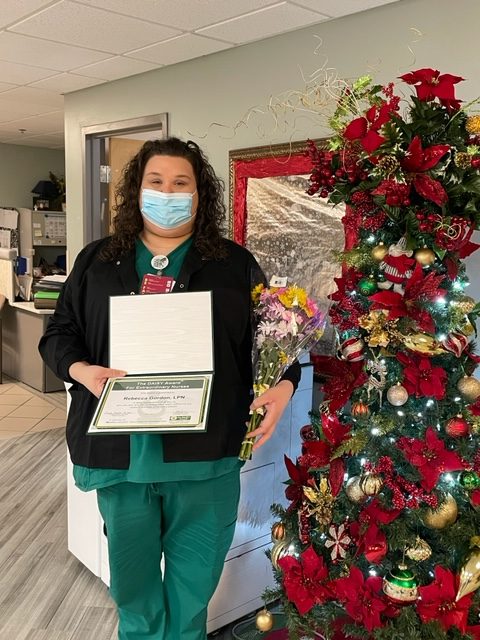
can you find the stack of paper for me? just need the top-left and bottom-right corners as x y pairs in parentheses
(33, 274), (67, 309)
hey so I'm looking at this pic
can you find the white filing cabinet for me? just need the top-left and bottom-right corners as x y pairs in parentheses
(66, 364), (313, 632)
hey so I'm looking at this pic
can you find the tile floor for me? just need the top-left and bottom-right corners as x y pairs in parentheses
(0, 376), (67, 440)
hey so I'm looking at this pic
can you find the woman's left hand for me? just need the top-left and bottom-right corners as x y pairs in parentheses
(247, 379), (294, 451)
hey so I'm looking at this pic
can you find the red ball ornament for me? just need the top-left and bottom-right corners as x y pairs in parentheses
(471, 157), (480, 169)
(445, 415), (470, 437)
(300, 424), (316, 441)
(351, 401), (370, 417)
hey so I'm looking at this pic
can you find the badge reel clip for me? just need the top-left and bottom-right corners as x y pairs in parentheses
(140, 255), (175, 294)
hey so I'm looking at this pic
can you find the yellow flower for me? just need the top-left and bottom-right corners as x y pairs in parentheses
(251, 283), (264, 304)
(278, 285), (308, 311)
(279, 351), (289, 365)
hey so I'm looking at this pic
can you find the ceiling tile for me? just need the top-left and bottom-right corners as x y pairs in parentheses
(197, 2), (328, 44)
(0, 100), (59, 122)
(72, 56), (160, 81)
(127, 34), (231, 66)
(30, 73), (105, 94)
(0, 86), (64, 108)
(73, 0), (280, 31)
(0, 60), (59, 84)
(9, 0), (182, 54)
(29, 73), (106, 93)
(0, 0), (54, 28)
(0, 132), (64, 148)
(0, 110), (64, 134)
(0, 82), (18, 93)
(0, 32), (112, 71)
(291, 0), (398, 17)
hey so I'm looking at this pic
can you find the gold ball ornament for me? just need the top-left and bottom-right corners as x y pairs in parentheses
(455, 151), (474, 169)
(423, 494), (458, 529)
(255, 608), (274, 632)
(456, 295), (476, 315)
(456, 537), (480, 601)
(386, 383), (409, 407)
(457, 376), (480, 402)
(371, 243), (389, 261)
(414, 247), (436, 266)
(345, 476), (367, 503)
(466, 114), (480, 135)
(405, 536), (432, 562)
(271, 521), (286, 542)
(359, 473), (383, 496)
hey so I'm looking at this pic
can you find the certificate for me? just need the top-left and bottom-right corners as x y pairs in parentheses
(87, 290), (215, 435)
(88, 374), (212, 434)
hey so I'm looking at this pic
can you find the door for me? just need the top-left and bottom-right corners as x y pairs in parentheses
(107, 137), (146, 232)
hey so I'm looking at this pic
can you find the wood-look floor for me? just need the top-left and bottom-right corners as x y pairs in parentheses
(0, 428), (239, 639)
(0, 429), (118, 640)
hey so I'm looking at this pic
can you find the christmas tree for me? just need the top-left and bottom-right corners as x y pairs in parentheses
(267, 70), (480, 639)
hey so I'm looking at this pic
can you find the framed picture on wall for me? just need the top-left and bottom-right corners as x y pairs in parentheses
(229, 139), (345, 356)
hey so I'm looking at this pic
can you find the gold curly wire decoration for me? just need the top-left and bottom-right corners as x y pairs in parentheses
(187, 27), (429, 144)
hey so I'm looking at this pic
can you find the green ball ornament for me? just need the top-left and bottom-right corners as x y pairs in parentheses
(358, 277), (378, 296)
(460, 471), (480, 490)
(383, 564), (418, 603)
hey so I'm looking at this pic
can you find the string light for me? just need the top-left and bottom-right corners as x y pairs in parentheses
(371, 427), (380, 435)
(397, 410), (405, 416)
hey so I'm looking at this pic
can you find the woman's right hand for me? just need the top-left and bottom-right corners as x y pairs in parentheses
(68, 361), (127, 398)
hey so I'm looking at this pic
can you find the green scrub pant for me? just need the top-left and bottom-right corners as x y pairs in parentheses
(96, 470), (241, 640)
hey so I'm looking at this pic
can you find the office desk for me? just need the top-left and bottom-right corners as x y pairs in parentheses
(2, 301), (63, 392)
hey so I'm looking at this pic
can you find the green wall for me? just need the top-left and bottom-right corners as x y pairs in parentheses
(64, 0), (480, 263)
(0, 142), (64, 209)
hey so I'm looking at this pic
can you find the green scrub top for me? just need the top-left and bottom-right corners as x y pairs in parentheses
(74, 236), (241, 491)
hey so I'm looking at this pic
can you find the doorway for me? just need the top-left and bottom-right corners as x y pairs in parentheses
(82, 114), (168, 243)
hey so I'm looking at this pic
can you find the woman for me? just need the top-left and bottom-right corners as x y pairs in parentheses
(39, 138), (300, 640)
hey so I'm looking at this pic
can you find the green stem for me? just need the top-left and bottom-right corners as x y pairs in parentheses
(238, 409), (264, 461)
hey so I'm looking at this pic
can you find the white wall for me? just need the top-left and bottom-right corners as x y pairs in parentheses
(64, 0), (480, 288)
(0, 142), (64, 209)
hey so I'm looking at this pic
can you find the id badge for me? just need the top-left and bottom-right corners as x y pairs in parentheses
(140, 274), (175, 294)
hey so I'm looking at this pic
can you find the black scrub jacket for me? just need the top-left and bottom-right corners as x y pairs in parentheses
(39, 237), (301, 468)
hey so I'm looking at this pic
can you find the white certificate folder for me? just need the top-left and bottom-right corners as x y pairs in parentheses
(88, 291), (214, 435)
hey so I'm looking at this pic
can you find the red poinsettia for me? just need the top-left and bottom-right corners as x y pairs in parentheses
(321, 412), (351, 448)
(350, 520), (388, 564)
(398, 426), (464, 491)
(334, 566), (396, 631)
(284, 454), (311, 510)
(278, 546), (332, 615)
(343, 101), (397, 153)
(297, 439), (345, 496)
(399, 68), (464, 110)
(417, 566), (473, 632)
(400, 136), (450, 206)
(298, 439), (331, 469)
(369, 262), (446, 332)
(319, 358), (368, 412)
(396, 351), (447, 400)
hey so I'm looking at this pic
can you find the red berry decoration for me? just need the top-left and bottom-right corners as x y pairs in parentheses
(445, 415), (469, 437)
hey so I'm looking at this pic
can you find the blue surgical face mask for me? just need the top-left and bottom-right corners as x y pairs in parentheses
(140, 188), (197, 229)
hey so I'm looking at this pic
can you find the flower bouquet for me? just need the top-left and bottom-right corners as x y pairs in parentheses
(239, 283), (325, 461)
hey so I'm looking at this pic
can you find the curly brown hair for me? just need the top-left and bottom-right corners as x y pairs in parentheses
(99, 137), (227, 261)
